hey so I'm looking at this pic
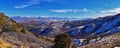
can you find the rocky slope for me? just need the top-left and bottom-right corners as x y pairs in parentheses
(79, 32), (120, 48)
(0, 13), (53, 48)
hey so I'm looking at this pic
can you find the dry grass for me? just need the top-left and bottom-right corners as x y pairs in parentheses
(0, 13), (25, 33)
(0, 38), (16, 48)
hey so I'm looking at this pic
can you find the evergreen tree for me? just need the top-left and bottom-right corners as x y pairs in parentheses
(54, 33), (71, 48)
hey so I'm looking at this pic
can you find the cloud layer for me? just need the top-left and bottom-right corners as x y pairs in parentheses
(50, 8), (89, 13)
(14, 0), (60, 8)
(90, 8), (120, 18)
(100, 8), (120, 14)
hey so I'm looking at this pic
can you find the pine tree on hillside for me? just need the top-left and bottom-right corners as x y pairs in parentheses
(54, 33), (71, 48)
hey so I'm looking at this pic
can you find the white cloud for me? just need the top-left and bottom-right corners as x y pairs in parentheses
(15, 5), (29, 8)
(100, 8), (120, 14)
(40, 15), (49, 18)
(83, 8), (89, 12)
(50, 9), (78, 13)
(95, 8), (120, 18)
(87, 8), (120, 18)
(92, 13), (114, 18)
(50, 8), (90, 13)
(14, 0), (58, 8)
(15, 0), (41, 8)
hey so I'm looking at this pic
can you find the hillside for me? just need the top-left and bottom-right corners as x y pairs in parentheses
(0, 13), (53, 48)
(0, 13), (23, 32)
(16, 13), (120, 48)
(79, 32), (120, 48)
(67, 13), (120, 38)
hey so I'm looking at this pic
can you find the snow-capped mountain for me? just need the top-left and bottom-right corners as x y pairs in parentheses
(67, 13), (120, 38)
(12, 13), (120, 39)
(11, 13), (120, 47)
(11, 16), (92, 22)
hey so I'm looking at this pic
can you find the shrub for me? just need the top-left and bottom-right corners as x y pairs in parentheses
(21, 29), (26, 33)
(54, 33), (71, 48)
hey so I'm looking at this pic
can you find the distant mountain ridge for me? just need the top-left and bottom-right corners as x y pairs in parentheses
(67, 13), (120, 38)
(11, 16), (92, 22)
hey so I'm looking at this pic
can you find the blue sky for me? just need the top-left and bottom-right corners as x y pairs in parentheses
(0, 0), (120, 18)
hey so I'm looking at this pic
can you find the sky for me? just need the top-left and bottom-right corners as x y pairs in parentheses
(0, 0), (120, 18)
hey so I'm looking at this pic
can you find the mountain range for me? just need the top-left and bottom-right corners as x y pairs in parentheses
(1, 13), (120, 48)
(67, 13), (120, 38)
(11, 16), (92, 23)
(15, 13), (120, 48)
(18, 13), (120, 39)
